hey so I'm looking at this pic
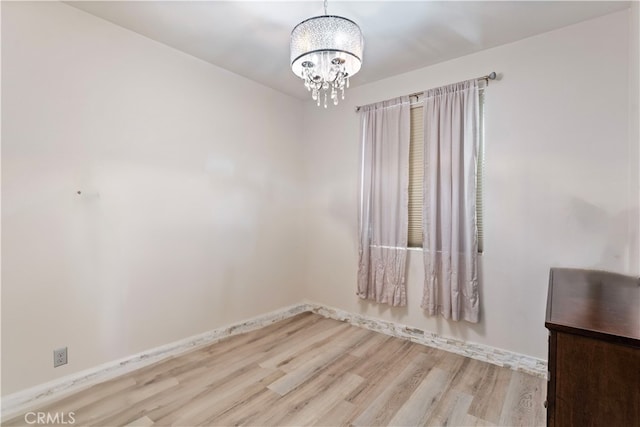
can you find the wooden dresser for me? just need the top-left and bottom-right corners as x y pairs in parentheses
(545, 268), (640, 427)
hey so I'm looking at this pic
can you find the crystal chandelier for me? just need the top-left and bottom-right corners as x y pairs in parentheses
(290, 0), (364, 108)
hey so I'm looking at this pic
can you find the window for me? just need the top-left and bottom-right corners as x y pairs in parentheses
(407, 90), (485, 252)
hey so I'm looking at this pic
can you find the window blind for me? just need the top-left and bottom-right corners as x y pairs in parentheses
(407, 90), (484, 251)
(477, 90), (485, 253)
(408, 105), (424, 248)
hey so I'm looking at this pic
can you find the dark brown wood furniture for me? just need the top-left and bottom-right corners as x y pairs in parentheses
(545, 268), (640, 427)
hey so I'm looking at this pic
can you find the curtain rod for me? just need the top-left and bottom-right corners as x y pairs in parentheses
(354, 71), (497, 112)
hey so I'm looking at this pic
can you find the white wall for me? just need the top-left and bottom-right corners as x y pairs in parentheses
(630, 3), (640, 274)
(302, 11), (635, 360)
(1, 2), (305, 395)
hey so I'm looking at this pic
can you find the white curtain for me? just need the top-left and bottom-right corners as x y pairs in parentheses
(422, 80), (480, 322)
(358, 96), (411, 307)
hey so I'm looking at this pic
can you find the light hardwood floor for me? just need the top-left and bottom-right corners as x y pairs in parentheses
(3, 313), (546, 426)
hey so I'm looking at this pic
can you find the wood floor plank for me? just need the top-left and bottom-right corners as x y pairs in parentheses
(386, 367), (450, 426)
(205, 386), (282, 426)
(124, 313), (319, 388)
(196, 370), (285, 426)
(20, 376), (137, 419)
(454, 357), (492, 395)
(498, 371), (546, 427)
(123, 415), (154, 427)
(90, 351), (268, 426)
(167, 348), (267, 386)
(279, 373), (364, 426)
(4, 313), (547, 427)
(199, 312), (326, 359)
(242, 353), (362, 426)
(464, 414), (499, 426)
(142, 361), (274, 425)
(277, 325), (371, 374)
(159, 367), (280, 426)
(258, 321), (349, 369)
(312, 399), (356, 426)
(268, 344), (348, 396)
(427, 391), (474, 427)
(345, 338), (418, 410)
(71, 377), (183, 425)
(348, 330), (388, 358)
(268, 327), (370, 396)
(468, 364), (514, 424)
(424, 356), (481, 425)
(352, 351), (435, 426)
(348, 335), (415, 379)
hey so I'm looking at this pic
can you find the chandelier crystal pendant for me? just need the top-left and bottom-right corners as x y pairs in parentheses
(290, 0), (363, 108)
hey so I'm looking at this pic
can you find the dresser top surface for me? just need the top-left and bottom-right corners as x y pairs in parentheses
(546, 268), (640, 344)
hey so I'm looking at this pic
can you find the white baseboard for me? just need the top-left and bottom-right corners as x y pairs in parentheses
(1, 303), (309, 421)
(1, 301), (547, 420)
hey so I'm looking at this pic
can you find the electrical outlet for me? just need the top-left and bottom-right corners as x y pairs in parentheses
(53, 347), (67, 368)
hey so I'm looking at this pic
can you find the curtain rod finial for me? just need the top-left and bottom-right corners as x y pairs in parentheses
(488, 72), (497, 80)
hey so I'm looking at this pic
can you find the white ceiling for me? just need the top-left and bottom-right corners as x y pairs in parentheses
(67, 1), (629, 100)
